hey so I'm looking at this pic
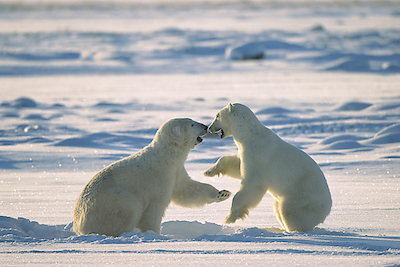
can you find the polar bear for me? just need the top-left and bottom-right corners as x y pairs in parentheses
(204, 103), (332, 232)
(73, 118), (231, 237)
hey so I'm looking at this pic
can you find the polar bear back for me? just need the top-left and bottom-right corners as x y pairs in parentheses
(86, 145), (181, 199)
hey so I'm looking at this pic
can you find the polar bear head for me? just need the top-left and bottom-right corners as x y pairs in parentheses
(155, 118), (208, 149)
(208, 103), (250, 139)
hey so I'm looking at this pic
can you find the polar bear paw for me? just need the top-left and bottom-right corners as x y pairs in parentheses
(224, 209), (249, 224)
(216, 190), (231, 202)
(204, 166), (221, 177)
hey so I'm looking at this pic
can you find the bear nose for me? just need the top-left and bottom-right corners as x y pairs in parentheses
(200, 123), (208, 135)
(208, 122), (216, 133)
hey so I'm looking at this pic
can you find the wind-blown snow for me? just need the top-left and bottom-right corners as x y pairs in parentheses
(1, 0), (400, 266)
(1, 1), (400, 75)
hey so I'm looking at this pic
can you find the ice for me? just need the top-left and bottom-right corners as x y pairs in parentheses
(1, 0), (400, 266)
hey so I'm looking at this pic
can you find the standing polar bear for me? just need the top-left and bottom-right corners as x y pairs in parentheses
(73, 118), (231, 237)
(204, 103), (332, 232)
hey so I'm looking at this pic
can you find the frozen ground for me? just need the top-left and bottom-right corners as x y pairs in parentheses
(1, 0), (400, 266)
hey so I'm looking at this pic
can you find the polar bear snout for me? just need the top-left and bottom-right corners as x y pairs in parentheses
(195, 122), (208, 136)
(200, 123), (208, 133)
(196, 136), (203, 144)
(214, 129), (224, 139)
(208, 121), (219, 133)
(208, 122), (224, 139)
(193, 122), (208, 145)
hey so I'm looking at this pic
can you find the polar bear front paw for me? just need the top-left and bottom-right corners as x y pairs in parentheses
(224, 215), (236, 224)
(204, 166), (221, 177)
(216, 190), (231, 202)
(224, 209), (249, 224)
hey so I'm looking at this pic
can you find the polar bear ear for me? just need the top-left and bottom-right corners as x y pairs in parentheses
(173, 126), (181, 136)
(228, 103), (235, 113)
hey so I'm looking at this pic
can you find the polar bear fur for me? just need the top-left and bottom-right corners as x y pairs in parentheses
(73, 118), (231, 237)
(204, 103), (332, 232)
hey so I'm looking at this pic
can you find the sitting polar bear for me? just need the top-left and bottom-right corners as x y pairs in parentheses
(73, 118), (231, 237)
(204, 103), (332, 232)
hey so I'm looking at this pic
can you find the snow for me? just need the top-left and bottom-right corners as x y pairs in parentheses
(225, 42), (267, 60)
(1, 0), (400, 266)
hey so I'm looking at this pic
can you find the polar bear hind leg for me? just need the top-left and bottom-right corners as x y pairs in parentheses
(274, 197), (327, 232)
(273, 199), (285, 229)
(74, 190), (143, 237)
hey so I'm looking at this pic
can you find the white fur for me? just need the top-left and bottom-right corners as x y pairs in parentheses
(73, 118), (231, 236)
(204, 103), (332, 232)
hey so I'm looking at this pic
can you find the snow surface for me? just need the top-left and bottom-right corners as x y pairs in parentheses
(1, 0), (400, 266)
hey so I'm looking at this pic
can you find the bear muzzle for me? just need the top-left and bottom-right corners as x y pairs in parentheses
(215, 129), (224, 139)
(195, 124), (207, 145)
(209, 126), (224, 139)
(196, 136), (203, 145)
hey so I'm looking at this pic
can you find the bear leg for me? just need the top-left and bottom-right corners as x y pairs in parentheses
(273, 199), (285, 230)
(276, 198), (325, 232)
(225, 180), (267, 224)
(137, 203), (166, 234)
(216, 190), (231, 202)
(204, 154), (241, 179)
(172, 178), (231, 207)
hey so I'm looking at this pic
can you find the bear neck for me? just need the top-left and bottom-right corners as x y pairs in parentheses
(231, 115), (269, 147)
(151, 138), (190, 165)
